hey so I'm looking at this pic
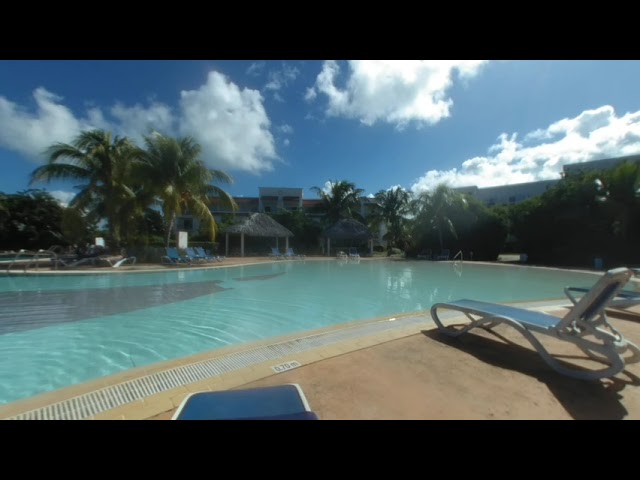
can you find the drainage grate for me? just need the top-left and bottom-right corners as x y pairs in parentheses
(8, 314), (428, 420)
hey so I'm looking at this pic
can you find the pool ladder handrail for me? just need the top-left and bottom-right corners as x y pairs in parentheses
(453, 250), (463, 263)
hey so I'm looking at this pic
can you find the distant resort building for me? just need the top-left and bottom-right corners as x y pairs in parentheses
(176, 186), (386, 245)
(454, 180), (559, 206)
(454, 153), (640, 206)
(561, 153), (640, 175)
(175, 153), (640, 232)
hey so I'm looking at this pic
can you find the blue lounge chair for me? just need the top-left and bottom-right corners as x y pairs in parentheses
(161, 247), (191, 265)
(430, 267), (640, 380)
(194, 246), (223, 263)
(186, 247), (209, 263)
(348, 247), (360, 258)
(172, 384), (319, 420)
(269, 247), (283, 259)
(436, 249), (450, 260)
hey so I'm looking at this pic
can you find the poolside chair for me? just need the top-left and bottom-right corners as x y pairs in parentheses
(430, 267), (640, 381)
(336, 251), (348, 259)
(161, 247), (191, 266)
(565, 285), (640, 312)
(284, 247), (305, 259)
(53, 255), (101, 269)
(172, 384), (319, 420)
(436, 249), (450, 260)
(186, 247), (209, 263)
(194, 246), (223, 263)
(269, 247), (283, 259)
(348, 247), (360, 259)
(417, 249), (432, 260)
(99, 255), (137, 268)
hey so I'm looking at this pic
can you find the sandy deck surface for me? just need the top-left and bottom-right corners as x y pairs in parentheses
(150, 307), (640, 420)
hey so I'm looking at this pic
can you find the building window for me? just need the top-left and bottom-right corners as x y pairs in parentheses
(183, 218), (193, 230)
(508, 196), (516, 204)
(264, 206), (271, 213)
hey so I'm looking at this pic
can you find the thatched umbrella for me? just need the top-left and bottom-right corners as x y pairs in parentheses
(223, 213), (293, 257)
(323, 218), (373, 256)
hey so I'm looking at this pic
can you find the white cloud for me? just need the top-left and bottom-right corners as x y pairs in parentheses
(179, 71), (277, 173)
(0, 88), (96, 160)
(304, 87), (317, 101)
(411, 105), (640, 193)
(110, 102), (174, 143)
(283, 139), (290, 147)
(0, 72), (278, 174)
(265, 64), (300, 91)
(278, 124), (293, 134)
(246, 61), (265, 76)
(306, 60), (488, 129)
(48, 190), (75, 207)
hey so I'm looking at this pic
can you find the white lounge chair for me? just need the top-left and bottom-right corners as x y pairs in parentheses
(99, 255), (137, 268)
(269, 247), (283, 259)
(430, 267), (640, 381)
(348, 247), (360, 258)
(565, 286), (640, 312)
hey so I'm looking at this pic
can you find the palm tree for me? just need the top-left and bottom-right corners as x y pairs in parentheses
(413, 184), (467, 250)
(139, 132), (237, 246)
(310, 180), (365, 225)
(369, 186), (412, 251)
(30, 129), (140, 247)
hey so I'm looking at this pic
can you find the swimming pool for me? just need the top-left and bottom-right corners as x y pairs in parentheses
(0, 260), (599, 405)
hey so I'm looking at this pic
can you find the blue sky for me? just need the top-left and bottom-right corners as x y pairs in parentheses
(1, 60), (640, 205)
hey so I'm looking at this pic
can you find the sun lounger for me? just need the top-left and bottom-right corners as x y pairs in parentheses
(430, 267), (640, 380)
(161, 247), (191, 266)
(194, 246), (223, 262)
(284, 247), (304, 259)
(172, 384), (319, 420)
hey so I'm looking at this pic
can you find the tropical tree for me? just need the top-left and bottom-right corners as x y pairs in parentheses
(412, 184), (467, 251)
(138, 132), (237, 246)
(30, 129), (140, 247)
(0, 190), (65, 250)
(310, 180), (365, 225)
(597, 161), (640, 242)
(369, 186), (413, 252)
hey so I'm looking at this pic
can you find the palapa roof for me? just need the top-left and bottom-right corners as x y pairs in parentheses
(324, 218), (373, 240)
(224, 213), (293, 237)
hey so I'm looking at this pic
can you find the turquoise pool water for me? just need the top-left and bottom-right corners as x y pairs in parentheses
(0, 260), (599, 405)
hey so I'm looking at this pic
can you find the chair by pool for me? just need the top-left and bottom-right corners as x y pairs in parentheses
(430, 267), (640, 381)
(194, 246), (223, 262)
(284, 247), (305, 259)
(162, 247), (191, 266)
(172, 384), (319, 420)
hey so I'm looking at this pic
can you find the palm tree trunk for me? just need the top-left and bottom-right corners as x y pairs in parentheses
(165, 212), (176, 247)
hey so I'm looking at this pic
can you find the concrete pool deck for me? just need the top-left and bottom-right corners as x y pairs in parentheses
(1, 258), (638, 420)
